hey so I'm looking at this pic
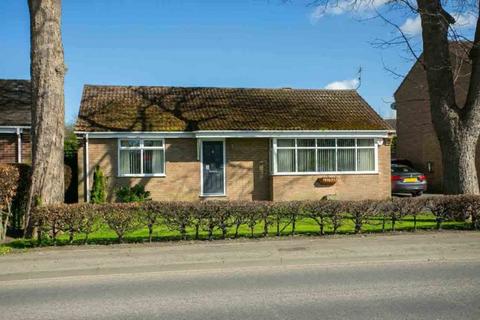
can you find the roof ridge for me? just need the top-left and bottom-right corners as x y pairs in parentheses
(83, 84), (358, 92)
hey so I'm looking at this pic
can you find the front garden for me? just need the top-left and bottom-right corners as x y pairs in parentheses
(1, 164), (479, 252)
(1, 196), (477, 251)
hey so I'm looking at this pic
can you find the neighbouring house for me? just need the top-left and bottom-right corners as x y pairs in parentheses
(384, 118), (397, 158)
(0, 79), (32, 164)
(394, 42), (475, 192)
(75, 85), (394, 202)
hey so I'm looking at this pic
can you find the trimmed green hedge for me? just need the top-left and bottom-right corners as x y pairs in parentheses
(30, 196), (480, 245)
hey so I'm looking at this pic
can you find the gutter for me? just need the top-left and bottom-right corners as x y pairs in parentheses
(0, 125), (30, 134)
(74, 129), (395, 139)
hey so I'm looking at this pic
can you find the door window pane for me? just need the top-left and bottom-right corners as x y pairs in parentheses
(357, 149), (375, 171)
(120, 150), (141, 175)
(144, 149), (164, 174)
(298, 149), (316, 172)
(277, 149), (295, 172)
(277, 139), (295, 147)
(318, 149), (336, 172)
(338, 149), (355, 171)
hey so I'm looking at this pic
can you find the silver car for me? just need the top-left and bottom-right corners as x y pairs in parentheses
(391, 164), (427, 197)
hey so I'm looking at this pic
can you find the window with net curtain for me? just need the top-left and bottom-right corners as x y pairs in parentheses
(275, 138), (376, 173)
(119, 139), (165, 176)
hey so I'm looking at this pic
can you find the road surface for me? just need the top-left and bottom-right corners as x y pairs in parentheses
(1, 231), (479, 319)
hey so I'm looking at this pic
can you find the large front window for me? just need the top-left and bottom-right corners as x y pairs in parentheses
(118, 139), (165, 176)
(274, 138), (376, 174)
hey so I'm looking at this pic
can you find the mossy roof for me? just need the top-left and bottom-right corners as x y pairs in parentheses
(75, 85), (391, 132)
(0, 79), (31, 126)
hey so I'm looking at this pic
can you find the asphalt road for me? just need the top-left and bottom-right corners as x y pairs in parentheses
(1, 232), (479, 320)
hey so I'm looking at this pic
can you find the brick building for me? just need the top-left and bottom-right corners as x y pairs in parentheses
(76, 85), (394, 202)
(0, 79), (32, 164)
(394, 43), (474, 192)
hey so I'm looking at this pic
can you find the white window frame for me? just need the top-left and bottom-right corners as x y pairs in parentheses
(272, 138), (378, 175)
(117, 138), (166, 177)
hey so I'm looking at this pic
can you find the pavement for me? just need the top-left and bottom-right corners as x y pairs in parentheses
(0, 231), (479, 319)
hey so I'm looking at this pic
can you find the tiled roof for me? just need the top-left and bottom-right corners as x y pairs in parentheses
(0, 79), (31, 126)
(76, 85), (391, 132)
(385, 118), (396, 131)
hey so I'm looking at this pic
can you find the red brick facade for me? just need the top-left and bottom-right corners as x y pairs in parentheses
(394, 53), (477, 193)
(0, 132), (31, 164)
(78, 138), (391, 202)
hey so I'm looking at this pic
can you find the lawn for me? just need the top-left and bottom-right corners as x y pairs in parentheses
(1, 213), (470, 250)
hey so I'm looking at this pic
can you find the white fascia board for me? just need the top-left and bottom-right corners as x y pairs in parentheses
(0, 126), (30, 134)
(194, 130), (393, 138)
(75, 130), (393, 139)
(75, 131), (195, 139)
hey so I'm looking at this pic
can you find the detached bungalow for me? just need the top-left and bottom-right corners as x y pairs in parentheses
(75, 85), (393, 202)
(0, 79), (32, 164)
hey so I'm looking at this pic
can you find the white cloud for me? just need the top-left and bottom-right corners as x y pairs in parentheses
(325, 78), (360, 90)
(400, 16), (422, 35)
(310, 0), (390, 23)
(400, 12), (477, 36)
(454, 12), (477, 29)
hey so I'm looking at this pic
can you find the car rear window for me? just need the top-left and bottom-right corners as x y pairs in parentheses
(392, 165), (416, 173)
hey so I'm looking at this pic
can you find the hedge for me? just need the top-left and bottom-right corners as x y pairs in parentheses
(0, 164), (30, 240)
(30, 195), (480, 245)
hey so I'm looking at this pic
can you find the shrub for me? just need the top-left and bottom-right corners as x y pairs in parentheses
(423, 196), (455, 230)
(0, 164), (30, 237)
(345, 200), (378, 234)
(90, 166), (106, 204)
(161, 202), (192, 240)
(0, 164), (21, 241)
(302, 200), (330, 235)
(28, 195), (479, 246)
(116, 184), (151, 203)
(99, 203), (141, 243)
(141, 201), (171, 242)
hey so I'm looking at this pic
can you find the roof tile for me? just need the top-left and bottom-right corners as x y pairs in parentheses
(76, 85), (391, 132)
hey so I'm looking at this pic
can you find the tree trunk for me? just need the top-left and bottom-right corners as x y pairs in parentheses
(418, 0), (480, 195)
(25, 0), (65, 234)
(439, 131), (479, 194)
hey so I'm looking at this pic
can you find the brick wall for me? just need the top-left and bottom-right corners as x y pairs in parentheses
(271, 143), (391, 201)
(0, 134), (16, 163)
(79, 138), (201, 202)
(394, 59), (479, 192)
(226, 138), (270, 201)
(0, 132), (31, 164)
(79, 137), (391, 202)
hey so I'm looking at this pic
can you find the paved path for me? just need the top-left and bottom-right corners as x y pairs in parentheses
(1, 231), (479, 319)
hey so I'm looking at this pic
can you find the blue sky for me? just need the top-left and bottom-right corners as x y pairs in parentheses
(0, 0), (474, 123)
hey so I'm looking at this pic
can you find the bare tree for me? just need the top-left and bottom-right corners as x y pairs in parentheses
(25, 0), (65, 233)
(417, 0), (480, 194)
(311, 0), (480, 194)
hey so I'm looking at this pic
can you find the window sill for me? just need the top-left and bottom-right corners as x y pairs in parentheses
(118, 174), (166, 178)
(199, 194), (227, 198)
(271, 171), (379, 176)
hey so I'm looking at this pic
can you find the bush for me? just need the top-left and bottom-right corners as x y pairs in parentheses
(29, 195), (480, 246)
(90, 166), (106, 204)
(0, 165), (21, 241)
(116, 184), (151, 203)
(99, 203), (141, 243)
(0, 164), (30, 240)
